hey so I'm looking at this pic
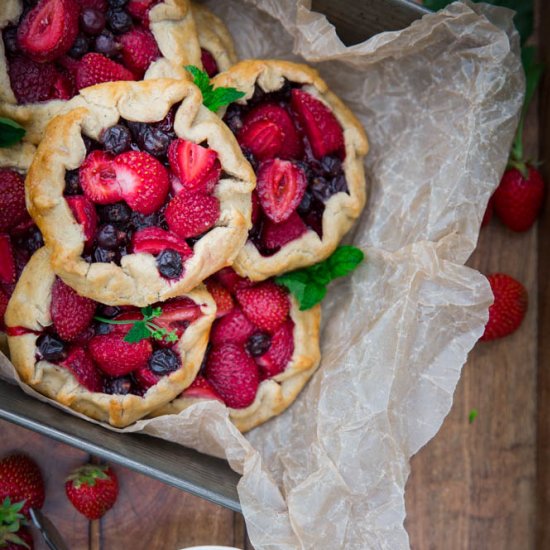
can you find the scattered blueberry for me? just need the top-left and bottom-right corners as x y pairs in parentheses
(104, 376), (133, 395)
(3, 27), (19, 55)
(64, 170), (82, 195)
(94, 30), (119, 57)
(246, 332), (272, 357)
(96, 305), (121, 319)
(68, 33), (90, 59)
(107, 0), (128, 7)
(106, 9), (132, 34)
(93, 247), (118, 263)
(100, 124), (131, 155)
(96, 224), (119, 249)
(37, 333), (66, 362)
(99, 202), (131, 225)
(156, 249), (183, 279)
(131, 211), (159, 231)
(80, 8), (106, 36)
(148, 349), (180, 375)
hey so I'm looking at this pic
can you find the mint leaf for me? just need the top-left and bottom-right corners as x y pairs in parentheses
(185, 64), (211, 93)
(299, 281), (327, 310)
(468, 408), (478, 424)
(327, 246), (365, 279)
(0, 117), (25, 148)
(124, 321), (150, 343)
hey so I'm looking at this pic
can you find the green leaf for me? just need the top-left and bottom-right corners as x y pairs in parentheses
(468, 408), (478, 424)
(0, 117), (25, 148)
(124, 321), (151, 343)
(298, 281), (327, 311)
(327, 246), (365, 279)
(307, 262), (332, 285)
(185, 65), (211, 94)
(276, 272), (311, 304)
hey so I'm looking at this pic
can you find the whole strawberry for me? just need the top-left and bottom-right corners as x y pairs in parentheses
(481, 273), (527, 341)
(0, 455), (45, 516)
(0, 498), (33, 549)
(65, 464), (118, 520)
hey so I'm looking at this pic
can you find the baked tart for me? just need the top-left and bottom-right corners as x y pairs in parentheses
(26, 79), (255, 306)
(213, 60), (368, 280)
(5, 247), (216, 427)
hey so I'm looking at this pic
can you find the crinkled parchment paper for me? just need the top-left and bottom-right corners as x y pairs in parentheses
(0, 1), (524, 547)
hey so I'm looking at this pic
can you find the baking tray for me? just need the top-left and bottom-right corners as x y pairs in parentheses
(0, 0), (429, 513)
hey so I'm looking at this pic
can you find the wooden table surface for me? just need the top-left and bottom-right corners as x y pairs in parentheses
(1, 3), (548, 550)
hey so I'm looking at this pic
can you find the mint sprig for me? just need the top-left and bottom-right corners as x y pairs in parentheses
(185, 65), (245, 112)
(0, 117), (25, 148)
(468, 408), (478, 424)
(94, 306), (178, 344)
(275, 246), (365, 310)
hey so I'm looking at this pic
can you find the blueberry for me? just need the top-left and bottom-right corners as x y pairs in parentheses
(107, 0), (127, 7)
(37, 333), (66, 362)
(321, 155), (342, 177)
(329, 174), (348, 195)
(156, 249), (183, 279)
(82, 135), (97, 154)
(104, 376), (133, 395)
(131, 210), (159, 231)
(248, 85), (266, 107)
(97, 305), (121, 319)
(246, 332), (271, 357)
(95, 323), (112, 335)
(127, 122), (170, 157)
(99, 202), (131, 225)
(94, 30), (119, 56)
(97, 224), (119, 249)
(310, 176), (331, 202)
(93, 247), (118, 263)
(3, 27), (19, 55)
(148, 349), (180, 375)
(22, 226), (44, 254)
(64, 170), (82, 195)
(68, 33), (90, 59)
(155, 107), (177, 136)
(100, 124), (131, 155)
(297, 190), (313, 215)
(106, 9), (132, 34)
(80, 8), (106, 36)
(223, 104), (244, 134)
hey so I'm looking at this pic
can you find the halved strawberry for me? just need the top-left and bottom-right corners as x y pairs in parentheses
(17, 0), (79, 63)
(119, 28), (160, 76)
(205, 280), (234, 318)
(155, 297), (202, 337)
(61, 347), (104, 392)
(214, 267), (253, 294)
(165, 191), (220, 239)
(182, 375), (223, 401)
(7, 55), (58, 104)
(51, 69), (75, 100)
(291, 89), (344, 159)
(76, 53), (135, 91)
(238, 104), (302, 160)
(261, 211), (308, 251)
(131, 227), (193, 257)
(79, 150), (122, 204)
(0, 235), (16, 285)
(89, 333), (152, 376)
(256, 159), (307, 223)
(0, 169), (26, 232)
(113, 151), (170, 215)
(66, 196), (98, 247)
(210, 308), (255, 346)
(168, 139), (221, 194)
(201, 49), (219, 78)
(256, 319), (294, 379)
(50, 278), (96, 341)
(134, 365), (160, 390)
(236, 282), (290, 333)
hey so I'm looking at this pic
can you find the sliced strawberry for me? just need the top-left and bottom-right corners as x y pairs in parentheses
(89, 333), (152, 376)
(165, 191), (220, 239)
(261, 211), (308, 251)
(0, 169), (26, 232)
(256, 159), (307, 223)
(66, 196), (98, 246)
(201, 49), (219, 78)
(205, 280), (234, 318)
(79, 150), (122, 204)
(291, 89), (344, 159)
(134, 365), (160, 390)
(113, 151), (170, 215)
(205, 343), (259, 408)
(131, 227), (192, 257)
(238, 104), (302, 160)
(210, 308), (255, 346)
(168, 139), (221, 194)
(182, 375), (223, 401)
(214, 267), (253, 294)
(155, 297), (202, 337)
(76, 53), (135, 90)
(60, 347), (104, 392)
(119, 28), (160, 76)
(256, 320), (294, 379)
(50, 278), (96, 341)
(236, 282), (290, 333)
(0, 235), (16, 285)
(51, 69), (75, 100)
(7, 55), (58, 104)
(0, 287), (9, 328)
(17, 0), (79, 63)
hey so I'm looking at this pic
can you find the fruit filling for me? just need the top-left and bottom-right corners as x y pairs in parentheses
(181, 268), (295, 409)
(0, 168), (44, 330)
(223, 80), (347, 256)
(63, 110), (223, 280)
(30, 277), (204, 395)
(3, 0), (165, 104)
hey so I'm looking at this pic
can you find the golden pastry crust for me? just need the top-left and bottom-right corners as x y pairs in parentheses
(5, 248), (216, 428)
(26, 78), (255, 307)
(191, 2), (238, 73)
(213, 60), (369, 281)
(0, 0), (201, 144)
(151, 297), (321, 432)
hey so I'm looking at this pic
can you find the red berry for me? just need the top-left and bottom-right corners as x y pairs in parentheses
(0, 170), (26, 232)
(7, 55), (58, 104)
(51, 69), (75, 100)
(119, 28), (160, 76)
(76, 53), (135, 90)
(182, 375), (223, 401)
(493, 166), (545, 232)
(89, 333), (152, 376)
(205, 280), (234, 318)
(76, 0), (106, 9)
(0, 287), (9, 328)
(66, 195), (98, 246)
(210, 308), (255, 346)
(165, 191), (220, 239)
(0, 236), (16, 285)
(127, 0), (160, 24)
(131, 227), (192, 257)
(134, 364), (160, 390)
(201, 48), (218, 78)
(251, 190), (261, 225)
(261, 211), (308, 251)
(60, 346), (104, 392)
(214, 267), (253, 293)
(154, 297), (203, 337)
(481, 194), (494, 228)
(256, 320), (294, 378)
(79, 150), (122, 204)
(481, 273), (527, 341)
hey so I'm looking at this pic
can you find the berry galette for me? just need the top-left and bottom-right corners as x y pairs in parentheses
(5, 247), (216, 427)
(26, 79), (255, 306)
(151, 267), (321, 432)
(213, 60), (369, 281)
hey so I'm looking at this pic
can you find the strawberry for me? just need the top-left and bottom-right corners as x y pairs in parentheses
(131, 227), (192, 257)
(493, 166), (545, 232)
(7, 55), (58, 105)
(119, 28), (160, 76)
(51, 69), (75, 100)
(201, 49), (219, 78)
(50, 279), (96, 341)
(210, 308), (255, 346)
(481, 195), (494, 228)
(256, 159), (307, 223)
(133, 365), (159, 390)
(60, 347), (104, 392)
(214, 267), (253, 294)
(0, 454), (45, 516)
(0, 170), (26, 232)
(165, 191), (220, 239)
(0, 236), (16, 285)
(65, 464), (118, 520)
(251, 190), (261, 225)
(76, 0), (107, 9)
(89, 333), (152, 376)
(127, 0), (160, 24)
(155, 297), (202, 337)
(17, 0), (79, 63)
(76, 53), (135, 90)
(238, 103), (302, 160)
(0, 287), (9, 328)
(0, 498), (34, 550)
(79, 150), (122, 204)
(66, 195), (98, 246)
(113, 151), (170, 215)
(256, 320), (294, 378)
(236, 282), (290, 333)
(205, 344), (259, 408)
(481, 274), (527, 341)
(168, 139), (221, 194)
(182, 375), (223, 401)
(261, 211), (308, 251)
(291, 89), (344, 159)
(205, 280), (233, 317)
